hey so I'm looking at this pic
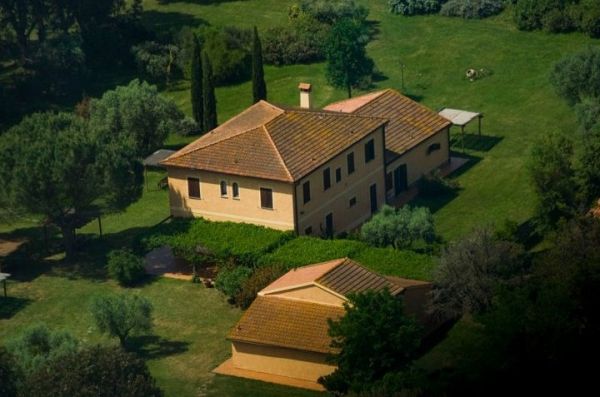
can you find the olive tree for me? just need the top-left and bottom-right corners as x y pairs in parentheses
(361, 205), (436, 249)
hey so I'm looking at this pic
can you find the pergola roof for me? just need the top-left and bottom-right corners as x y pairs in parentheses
(438, 108), (482, 127)
(143, 149), (176, 168)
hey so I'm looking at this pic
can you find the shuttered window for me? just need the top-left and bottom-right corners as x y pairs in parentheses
(364, 139), (375, 163)
(187, 177), (200, 199)
(303, 181), (311, 204)
(232, 182), (239, 198)
(260, 188), (273, 209)
(220, 180), (228, 196)
(335, 168), (342, 183)
(347, 152), (355, 175)
(323, 168), (331, 191)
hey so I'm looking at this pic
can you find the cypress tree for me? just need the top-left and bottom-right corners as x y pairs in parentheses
(190, 35), (203, 130)
(252, 26), (267, 103)
(202, 51), (217, 132)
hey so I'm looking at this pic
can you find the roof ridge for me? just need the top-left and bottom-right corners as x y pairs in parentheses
(261, 123), (294, 181)
(325, 89), (390, 112)
(287, 107), (388, 120)
(317, 256), (350, 280)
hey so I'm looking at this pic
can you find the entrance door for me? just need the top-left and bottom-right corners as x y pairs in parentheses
(394, 164), (408, 196)
(325, 213), (333, 237)
(369, 184), (378, 214)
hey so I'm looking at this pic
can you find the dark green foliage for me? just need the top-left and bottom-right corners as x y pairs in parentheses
(577, 0), (600, 38)
(324, 18), (374, 98)
(320, 290), (422, 394)
(0, 112), (143, 257)
(512, 0), (600, 37)
(90, 293), (153, 347)
(198, 26), (252, 86)
(141, 218), (292, 267)
(262, 15), (329, 65)
(0, 348), (18, 397)
(190, 35), (203, 127)
(202, 51), (218, 132)
(252, 26), (267, 103)
(418, 170), (460, 197)
(235, 264), (286, 309)
(550, 46), (600, 106)
(431, 228), (525, 318)
(299, 0), (369, 24)
(528, 132), (577, 229)
(389, 0), (446, 15)
(361, 205), (436, 249)
(578, 125), (600, 207)
(215, 265), (254, 300)
(440, 0), (505, 19)
(107, 249), (146, 286)
(6, 323), (79, 376)
(90, 79), (184, 157)
(131, 41), (181, 86)
(24, 346), (163, 397)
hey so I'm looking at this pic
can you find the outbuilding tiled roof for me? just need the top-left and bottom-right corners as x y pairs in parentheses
(228, 296), (345, 354)
(162, 101), (387, 182)
(324, 89), (451, 162)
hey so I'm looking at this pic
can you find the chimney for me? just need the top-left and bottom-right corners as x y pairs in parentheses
(298, 83), (312, 109)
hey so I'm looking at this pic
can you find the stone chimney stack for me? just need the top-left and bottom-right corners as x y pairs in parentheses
(299, 83), (312, 109)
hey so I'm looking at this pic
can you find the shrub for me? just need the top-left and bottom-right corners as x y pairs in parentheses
(542, 8), (575, 32)
(352, 247), (435, 281)
(299, 0), (369, 24)
(440, 0), (505, 19)
(361, 205), (436, 249)
(513, 0), (566, 31)
(261, 237), (367, 268)
(131, 41), (181, 85)
(197, 26), (252, 86)
(25, 346), (163, 397)
(388, 0), (446, 15)
(236, 264), (287, 309)
(0, 348), (18, 397)
(90, 293), (153, 347)
(107, 249), (146, 286)
(263, 15), (329, 65)
(418, 170), (460, 197)
(215, 265), (253, 300)
(6, 324), (79, 375)
(577, 0), (600, 38)
(550, 46), (600, 107)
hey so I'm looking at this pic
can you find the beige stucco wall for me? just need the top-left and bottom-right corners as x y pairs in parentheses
(296, 126), (387, 236)
(263, 285), (346, 306)
(385, 127), (450, 199)
(166, 167), (295, 231)
(231, 342), (335, 382)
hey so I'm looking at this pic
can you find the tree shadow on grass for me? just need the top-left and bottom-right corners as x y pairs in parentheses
(0, 296), (32, 319)
(142, 10), (209, 35)
(127, 335), (190, 360)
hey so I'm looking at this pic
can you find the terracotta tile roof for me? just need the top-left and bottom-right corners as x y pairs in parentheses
(324, 89), (451, 162)
(260, 258), (345, 294)
(162, 101), (387, 182)
(228, 296), (345, 354)
(315, 258), (405, 296)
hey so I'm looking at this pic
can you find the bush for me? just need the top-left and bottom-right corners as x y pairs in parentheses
(131, 41), (181, 85)
(361, 205), (436, 249)
(299, 0), (369, 24)
(418, 170), (460, 197)
(440, 0), (505, 19)
(542, 8), (575, 32)
(107, 249), (146, 286)
(550, 46), (600, 106)
(352, 247), (435, 281)
(577, 0), (600, 38)
(215, 265), (254, 300)
(389, 0), (446, 15)
(198, 26), (252, 86)
(513, 0), (569, 31)
(25, 346), (163, 397)
(263, 15), (329, 65)
(90, 293), (153, 347)
(236, 264), (287, 309)
(6, 323), (79, 375)
(0, 348), (18, 397)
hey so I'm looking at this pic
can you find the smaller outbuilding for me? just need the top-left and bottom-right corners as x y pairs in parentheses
(214, 258), (433, 391)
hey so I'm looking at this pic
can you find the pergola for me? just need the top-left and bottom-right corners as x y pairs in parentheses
(438, 108), (483, 153)
(142, 149), (176, 191)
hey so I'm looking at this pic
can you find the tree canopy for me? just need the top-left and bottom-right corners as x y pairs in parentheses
(90, 79), (184, 157)
(320, 289), (422, 394)
(324, 17), (374, 98)
(0, 111), (143, 256)
(361, 205), (436, 249)
(550, 46), (600, 106)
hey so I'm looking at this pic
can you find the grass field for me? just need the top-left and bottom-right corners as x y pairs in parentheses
(1, 2), (598, 396)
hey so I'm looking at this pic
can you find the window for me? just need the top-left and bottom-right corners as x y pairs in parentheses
(349, 197), (357, 207)
(323, 168), (331, 191)
(385, 172), (393, 191)
(364, 139), (375, 163)
(260, 188), (273, 209)
(335, 168), (342, 183)
(427, 142), (441, 155)
(305, 226), (313, 235)
(187, 177), (200, 199)
(303, 181), (311, 204)
(232, 182), (239, 199)
(347, 152), (355, 175)
(220, 180), (227, 197)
